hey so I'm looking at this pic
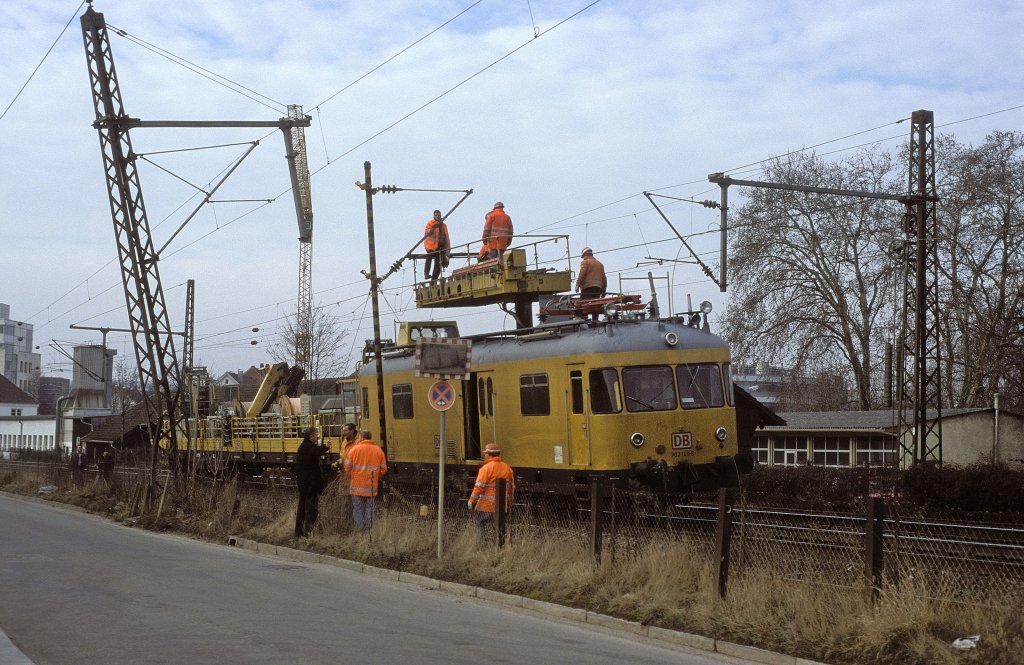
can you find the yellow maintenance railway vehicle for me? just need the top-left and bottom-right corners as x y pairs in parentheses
(165, 243), (767, 496)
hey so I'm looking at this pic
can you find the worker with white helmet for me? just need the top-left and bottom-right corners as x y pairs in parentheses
(576, 246), (607, 298)
(468, 442), (515, 538)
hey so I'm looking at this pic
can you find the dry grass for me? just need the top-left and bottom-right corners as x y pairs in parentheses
(2, 464), (1019, 665)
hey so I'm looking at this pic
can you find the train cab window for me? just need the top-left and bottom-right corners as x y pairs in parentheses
(519, 373), (550, 416)
(589, 368), (621, 413)
(570, 371), (584, 414)
(676, 363), (725, 409)
(723, 362), (735, 406)
(392, 383), (414, 419)
(622, 366), (676, 412)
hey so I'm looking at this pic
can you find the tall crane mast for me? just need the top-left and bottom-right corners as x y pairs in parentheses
(284, 104), (314, 376)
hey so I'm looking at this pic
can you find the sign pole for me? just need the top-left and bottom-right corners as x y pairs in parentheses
(437, 410), (445, 559)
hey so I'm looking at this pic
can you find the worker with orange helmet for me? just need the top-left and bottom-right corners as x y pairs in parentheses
(575, 247), (607, 298)
(482, 201), (513, 259)
(423, 209), (450, 283)
(468, 442), (515, 538)
(343, 429), (388, 531)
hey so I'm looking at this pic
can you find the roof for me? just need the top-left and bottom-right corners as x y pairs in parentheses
(81, 401), (150, 443)
(0, 374), (36, 405)
(769, 407), (1011, 431)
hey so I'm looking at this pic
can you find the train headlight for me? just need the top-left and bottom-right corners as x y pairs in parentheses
(604, 303), (621, 318)
(715, 427), (728, 442)
(664, 332), (678, 347)
(700, 301), (713, 314)
(630, 432), (645, 448)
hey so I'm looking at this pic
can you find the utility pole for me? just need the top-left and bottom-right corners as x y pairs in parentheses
(708, 109), (944, 465)
(356, 162), (388, 453)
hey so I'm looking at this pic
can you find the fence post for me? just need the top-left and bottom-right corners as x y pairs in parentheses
(865, 496), (886, 604)
(590, 478), (603, 564)
(496, 477), (507, 548)
(714, 488), (734, 599)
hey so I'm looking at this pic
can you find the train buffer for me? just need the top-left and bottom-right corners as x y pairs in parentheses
(415, 247), (571, 310)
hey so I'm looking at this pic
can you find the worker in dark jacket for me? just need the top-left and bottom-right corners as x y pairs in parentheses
(294, 427), (327, 538)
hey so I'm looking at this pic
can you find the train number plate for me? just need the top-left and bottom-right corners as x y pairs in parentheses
(671, 432), (692, 449)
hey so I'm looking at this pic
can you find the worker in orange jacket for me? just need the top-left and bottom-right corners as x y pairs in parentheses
(423, 209), (450, 283)
(575, 247), (607, 298)
(343, 430), (388, 531)
(482, 201), (513, 259)
(468, 442), (515, 538)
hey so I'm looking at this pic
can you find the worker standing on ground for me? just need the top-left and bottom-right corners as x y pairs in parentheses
(343, 430), (388, 532)
(423, 209), (450, 283)
(468, 442), (515, 539)
(331, 422), (360, 525)
(482, 201), (513, 259)
(575, 247), (607, 298)
(294, 427), (327, 538)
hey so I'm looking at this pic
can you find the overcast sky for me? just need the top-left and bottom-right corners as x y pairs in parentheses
(2, 0), (1022, 379)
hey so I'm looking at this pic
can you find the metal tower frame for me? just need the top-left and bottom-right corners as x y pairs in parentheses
(284, 104), (314, 374)
(81, 4), (310, 487)
(898, 110), (943, 464)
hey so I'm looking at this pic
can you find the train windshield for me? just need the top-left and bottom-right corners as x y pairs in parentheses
(622, 366), (677, 412)
(676, 363), (725, 409)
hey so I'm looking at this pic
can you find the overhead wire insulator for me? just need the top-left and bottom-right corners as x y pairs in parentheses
(379, 185), (400, 194)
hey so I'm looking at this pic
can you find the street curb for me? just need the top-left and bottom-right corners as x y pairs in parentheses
(227, 535), (832, 665)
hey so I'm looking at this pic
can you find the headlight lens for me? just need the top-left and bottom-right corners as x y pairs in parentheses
(715, 427), (728, 442)
(664, 332), (678, 347)
(630, 432), (645, 448)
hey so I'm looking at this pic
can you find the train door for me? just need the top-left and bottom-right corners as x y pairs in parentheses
(463, 371), (494, 460)
(566, 367), (591, 465)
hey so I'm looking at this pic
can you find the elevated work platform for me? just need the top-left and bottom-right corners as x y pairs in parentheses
(414, 247), (571, 309)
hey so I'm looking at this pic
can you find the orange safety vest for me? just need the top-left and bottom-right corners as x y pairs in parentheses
(343, 440), (388, 497)
(469, 456), (515, 513)
(423, 218), (449, 252)
(482, 209), (513, 251)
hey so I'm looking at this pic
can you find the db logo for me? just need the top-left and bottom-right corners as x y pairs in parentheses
(671, 432), (692, 450)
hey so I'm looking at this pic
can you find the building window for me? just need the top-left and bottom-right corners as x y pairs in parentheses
(519, 373), (550, 416)
(813, 435), (850, 467)
(589, 368), (621, 414)
(772, 435), (808, 466)
(569, 371), (583, 415)
(391, 383), (413, 419)
(10, 409), (20, 416)
(622, 365), (676, 412)
(856, 435), (897, 467)
(751, 434), (769, 465)
(676, 363), (725, 409)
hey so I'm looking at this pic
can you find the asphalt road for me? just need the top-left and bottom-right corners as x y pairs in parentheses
(0, 495), (745, 665)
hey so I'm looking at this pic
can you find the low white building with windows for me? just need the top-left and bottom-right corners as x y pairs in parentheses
(0, 415), (57, 459)
(751, 408), (1024, 468)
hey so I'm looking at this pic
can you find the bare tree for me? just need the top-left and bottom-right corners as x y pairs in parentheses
(110, 356), (142, 438)
(269, 304), (351, 391)
(935, 131), (1024, 409)
(723, 148), (903, 410)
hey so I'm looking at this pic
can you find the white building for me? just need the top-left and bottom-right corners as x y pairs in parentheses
(0, 415), (57, 459)
(0, 303), (41, 396)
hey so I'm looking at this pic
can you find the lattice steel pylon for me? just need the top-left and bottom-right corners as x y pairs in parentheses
(284, 104), (314, 374)
(81, 5), (183, 477)
(897, 110), (943, 464)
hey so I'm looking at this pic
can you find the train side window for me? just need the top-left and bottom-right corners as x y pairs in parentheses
(486, 377), (494, 416)
(676, 363), (725, 409)
(478, 379), (486, 416)
(392, 383), (414, 419)
(361, 387), (370, 419)
(519, 373), (550, 416)
(723, 362), (735, 406)
(622, 366), (676, 412)
(589, 368), (621, 414)
(570, 371), (584, 414)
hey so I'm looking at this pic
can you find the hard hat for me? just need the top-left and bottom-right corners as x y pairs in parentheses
(581, 247), (593, 257)
(484, 443), (501, 455)
(494, 201), (504, 209)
